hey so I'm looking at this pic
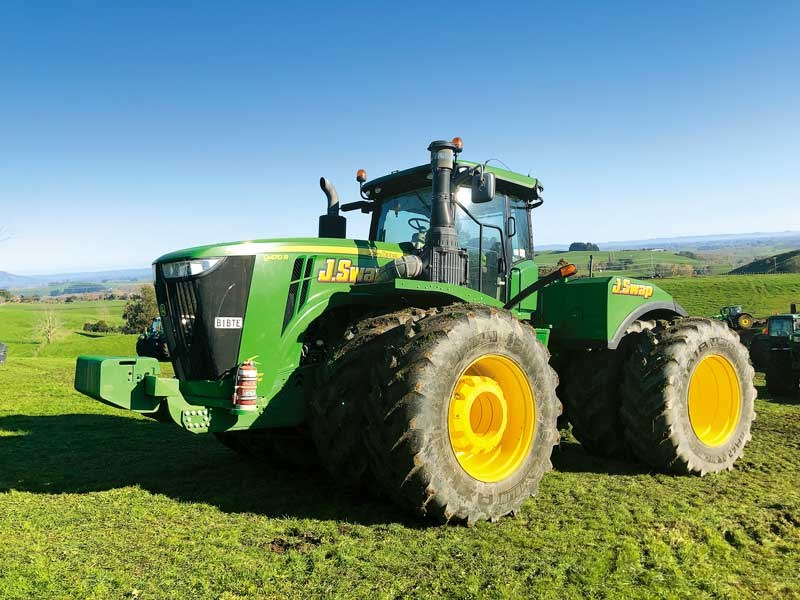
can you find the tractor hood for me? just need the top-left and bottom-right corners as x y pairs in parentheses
(155, 237), (410, 263)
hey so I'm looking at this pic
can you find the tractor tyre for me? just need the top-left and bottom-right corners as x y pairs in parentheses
(359, 304), (560, 525)
(214, 428), (318, 470)
(737, 313), (754, 330)
(308, 309), (422, 489)
(621, 318), (756, 475)
(559, 320), (655, 459)
(748, 335), (771, 371)
(765, 352), (799, 396)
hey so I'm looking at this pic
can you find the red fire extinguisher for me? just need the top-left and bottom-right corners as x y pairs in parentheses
(233, 360), (259, 412)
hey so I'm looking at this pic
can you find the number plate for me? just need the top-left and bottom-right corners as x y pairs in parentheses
(214, 317), (243, 329)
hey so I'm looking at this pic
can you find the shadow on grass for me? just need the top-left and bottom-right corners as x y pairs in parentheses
(551, 440), (650, 476)
(0, 413), (415, 526)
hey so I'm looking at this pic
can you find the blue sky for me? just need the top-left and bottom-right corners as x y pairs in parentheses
(1, 1), (798, 274)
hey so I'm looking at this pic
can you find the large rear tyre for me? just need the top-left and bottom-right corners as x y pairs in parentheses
(748, 335), (771, 371)
(736, 313), (754, 330)
(559, 320), (654, 459)
(621, 318), (756, 475)
(765, 352), (799, 396)
(360, 304), (560, 525)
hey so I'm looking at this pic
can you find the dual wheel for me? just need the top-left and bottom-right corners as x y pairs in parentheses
(309, 304), (560, 525)
(561, 318), (756, 474)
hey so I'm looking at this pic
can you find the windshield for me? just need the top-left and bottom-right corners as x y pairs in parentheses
(375, 190), (432, 247)
(769, 317), (796, 337)
(374, 187), (531, 262)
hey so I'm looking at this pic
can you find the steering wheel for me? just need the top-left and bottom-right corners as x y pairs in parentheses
(408, 217), (430, 233)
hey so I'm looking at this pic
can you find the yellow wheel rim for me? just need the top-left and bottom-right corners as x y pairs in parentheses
(448, 354), (536, 482)
(739, 316), (753, 328)
(687, 354), (742, 447)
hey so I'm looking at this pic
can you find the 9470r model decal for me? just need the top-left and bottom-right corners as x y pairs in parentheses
(611, 277), (654, 299)
(317, 258), (378, 284)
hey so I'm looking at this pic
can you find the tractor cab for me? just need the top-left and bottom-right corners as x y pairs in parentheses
(357, 161), (542, 302)
(768, 314), (800, 337)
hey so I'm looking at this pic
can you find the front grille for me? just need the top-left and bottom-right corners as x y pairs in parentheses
(155, 255), (255, 381)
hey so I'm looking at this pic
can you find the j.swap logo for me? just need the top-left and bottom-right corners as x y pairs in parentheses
(611, 277), (654, 299)
(317, 258), (379, 284)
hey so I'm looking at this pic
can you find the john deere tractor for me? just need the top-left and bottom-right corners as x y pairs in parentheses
(713, 305), (755, 330)
(74, 139), (756, 524)
(760, 306), (800, 396)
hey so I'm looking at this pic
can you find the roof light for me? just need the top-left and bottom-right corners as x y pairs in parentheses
(452, 137), (463, 152)
(356, 169), (367, 183)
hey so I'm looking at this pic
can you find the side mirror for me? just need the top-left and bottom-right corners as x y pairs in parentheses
(471, 171), (495, 203)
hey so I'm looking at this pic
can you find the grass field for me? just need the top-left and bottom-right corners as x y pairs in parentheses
(537, 249), (705, 277)
(658, 274), (800, 318)
(0, 289), (798, 598)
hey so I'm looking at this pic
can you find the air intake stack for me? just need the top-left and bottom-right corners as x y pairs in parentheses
(422, 140), (468, 285)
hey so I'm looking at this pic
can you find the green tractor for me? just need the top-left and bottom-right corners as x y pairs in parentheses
(135, 317), (170, 362)
(74, 139), (756, 524)
(760, 306), (800, 396)
(748, 306), (799, 371)
(713, 305), (755, 330)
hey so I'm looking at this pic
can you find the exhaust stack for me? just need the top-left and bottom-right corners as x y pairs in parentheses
(318, 177), (347, 238)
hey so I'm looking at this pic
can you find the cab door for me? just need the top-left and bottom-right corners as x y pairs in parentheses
(506, 196), (537, 317)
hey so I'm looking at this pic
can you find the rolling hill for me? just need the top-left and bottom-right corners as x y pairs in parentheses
(729, 249), (800, 275)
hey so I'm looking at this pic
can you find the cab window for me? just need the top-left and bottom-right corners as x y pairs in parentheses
(769, 318), (795, 337)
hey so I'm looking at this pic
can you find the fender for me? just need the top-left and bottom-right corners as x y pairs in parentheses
(608, 300), (687, 349)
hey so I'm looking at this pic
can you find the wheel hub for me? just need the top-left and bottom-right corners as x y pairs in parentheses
(688, 354), (742, 447)
(449, 375), (509, 455)
(447, 354), (536, 483)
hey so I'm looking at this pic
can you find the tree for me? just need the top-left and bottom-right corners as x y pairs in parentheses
(0, 289), (12, 302)
(122, 285), (158, 334)
(36, 309), (61, 345)
(84, 320), (112, 333)
(569, 242), (600, 252)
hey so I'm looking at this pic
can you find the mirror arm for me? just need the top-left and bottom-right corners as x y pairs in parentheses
(451, 164), (480, 188)
(340, 201), (373, 213)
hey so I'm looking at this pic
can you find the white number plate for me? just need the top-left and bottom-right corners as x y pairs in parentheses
(214, 317), (243, 329)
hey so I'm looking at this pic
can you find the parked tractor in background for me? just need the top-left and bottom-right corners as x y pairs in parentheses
(748, 307), (798, 371)
(135, 317), (170, 362)
(74, 138), (756, 525)
(713, 305), (755, 330)
(757, 305), (800, 395)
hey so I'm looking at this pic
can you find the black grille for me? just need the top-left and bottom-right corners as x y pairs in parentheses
(298, 258), (314, 308)
(281, 257), (316, 334)
(282, 258), (304, 334)
(155, 255), (255, 381)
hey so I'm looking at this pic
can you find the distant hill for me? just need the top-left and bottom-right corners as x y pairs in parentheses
(538, 231), (800, 252)
(0, 271), (37, 288)
(729, 249), (800, 275)
(0, 268), (151, 290)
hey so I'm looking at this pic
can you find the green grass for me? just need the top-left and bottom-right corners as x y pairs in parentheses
(0, 301), (136, 358)
(537, 249), (702, 275)
(1, 298), (798, 598)
(657, 274), (800, 317)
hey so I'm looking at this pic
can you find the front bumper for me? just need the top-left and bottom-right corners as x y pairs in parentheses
(74, 355), (270, 433)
